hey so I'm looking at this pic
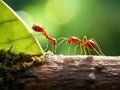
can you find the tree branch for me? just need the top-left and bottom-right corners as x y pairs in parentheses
(14, 55), (120, 90)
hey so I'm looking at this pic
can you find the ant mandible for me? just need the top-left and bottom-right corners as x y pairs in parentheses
(58, 36), (104, 55)
(32, 24), (57, 52)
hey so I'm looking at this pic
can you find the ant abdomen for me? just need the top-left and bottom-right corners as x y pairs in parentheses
(86, 40), (96, 50)
(32, 24), (44, 33)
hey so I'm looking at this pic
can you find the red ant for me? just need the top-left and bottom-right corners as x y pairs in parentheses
(32, 24), (57, 52)
(58, 36), (104, 55)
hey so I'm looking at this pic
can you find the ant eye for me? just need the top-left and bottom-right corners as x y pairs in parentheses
(53, 40), (55, 42)
(72, 38), (75, 41)
(72, 37), (77, 42)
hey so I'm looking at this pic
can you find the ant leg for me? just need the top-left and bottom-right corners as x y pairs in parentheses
(68, 44), (71, 55)
(54, 45), (57, 53)
(83, 36), (91, 55)
(52, 45), (56, 53)
(33, 33), (41, 37)
(77, 37), (83, 55)
(44, 41), (49, 52)
(74, 45), (78, 55)
(83, 45), (87, 55)
(82, 35), (87, 41)
(87, 47), (91, 55)
(79, 45), (83, 55)
(92, 38), (105, 56)
(82, 35), (88, 55)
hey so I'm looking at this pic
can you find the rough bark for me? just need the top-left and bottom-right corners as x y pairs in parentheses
(13, 55), (120, 90)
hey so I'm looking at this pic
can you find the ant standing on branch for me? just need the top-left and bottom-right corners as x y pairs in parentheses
(32, 24), (57, 52)
(58, 36), (105, 55)
(32, 24), (104, 55)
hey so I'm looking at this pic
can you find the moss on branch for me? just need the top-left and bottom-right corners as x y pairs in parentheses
(0, 48), (44, 89)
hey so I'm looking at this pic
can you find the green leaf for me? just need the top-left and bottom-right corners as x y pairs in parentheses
(0, 0), (44, 55)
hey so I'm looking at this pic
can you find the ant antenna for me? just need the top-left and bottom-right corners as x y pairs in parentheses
(57, 37), (68, 49)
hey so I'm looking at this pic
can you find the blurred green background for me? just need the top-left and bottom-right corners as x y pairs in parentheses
(4, 0), (120, 56)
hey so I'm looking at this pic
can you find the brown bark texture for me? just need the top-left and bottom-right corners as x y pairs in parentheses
(13, 55), (120, 90)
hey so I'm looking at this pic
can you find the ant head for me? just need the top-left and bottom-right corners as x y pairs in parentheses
(32, 24), (44, 32)
(67, 36), (78, 44)
(86, 40), (96, 50)
(50, 38), (57, 46)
